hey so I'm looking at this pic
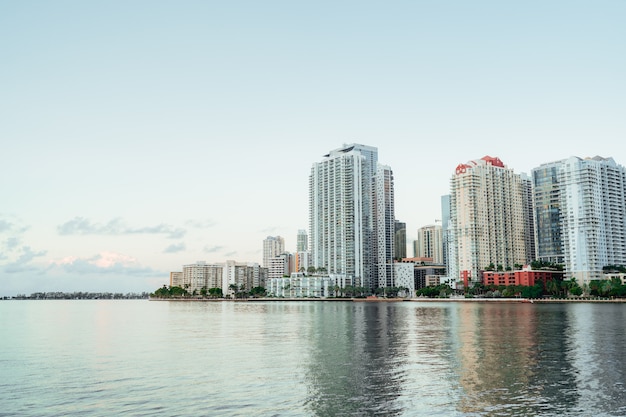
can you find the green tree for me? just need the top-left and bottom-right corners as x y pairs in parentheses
(208, 287), (223, 298)
(228, 283), (239, 298)
(250, 286), (266, 297)
(546, 280), (559, 297)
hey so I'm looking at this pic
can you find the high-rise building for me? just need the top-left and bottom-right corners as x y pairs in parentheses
(532, 156), (626, 285)
(263, 236), (284, 268)
(416, 224), (443, 264)
(520, 173), (537, 263)
(374, 164), (395, 288)
(309, 143), (395, 289)
(394, 220), (407, 260)
(296, 229), (311, 273)
(182, 261), (223, 293)
(297, 229), (308, 252)
(449, 156), (529, 286)
(441, 194), (451, 274)
(223, 260), (265, 294)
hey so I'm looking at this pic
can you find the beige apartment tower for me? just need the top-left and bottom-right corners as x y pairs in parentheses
(449, 156), (529, 284)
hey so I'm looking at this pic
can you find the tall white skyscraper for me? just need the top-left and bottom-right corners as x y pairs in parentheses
(309, 143), (395, 289)
(449, 156), (529, 285)
(532, 156), (626, 285)
(374, 164), (395, 287)
(263, 236), (284, 268)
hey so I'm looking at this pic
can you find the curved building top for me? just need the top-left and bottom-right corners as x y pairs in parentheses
(455, 155), (505, 175)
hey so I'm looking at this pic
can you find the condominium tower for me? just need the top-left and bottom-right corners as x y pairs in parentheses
(532, 156), (626, 285)
(263, 236), (284, 268)
(448, 156), (531, 284)
(394, 220), (407, 260)
(297, 229), (308, 252)
(309, 143), (395, 289)
(416, 224), (443, 264)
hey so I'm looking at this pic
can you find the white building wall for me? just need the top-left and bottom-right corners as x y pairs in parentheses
(266, 275), (335, 298)
(263, 236), (284, 268)
(393, 263), (415, 296)
(559, 156), (626, 285)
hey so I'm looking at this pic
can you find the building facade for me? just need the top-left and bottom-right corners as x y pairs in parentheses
(309, 143), (395, 290)
(415, 224), (443, 264)
(374, 164), (395, 288)
(266, 273), (334, 298)
(267, 253), (293, 280)
(532, 156), (626, 285)
(169, 271), (183, 288)
(297, 229), (308, 252)
(394, 220), (407, 260)
(482, 267), (564, 287)
(393, 262), (415, 296)
(441, 194), (451, 274)
(182, 261), (223, 293)
(449, 156), (529, 286)
(263, 236), (285, 268)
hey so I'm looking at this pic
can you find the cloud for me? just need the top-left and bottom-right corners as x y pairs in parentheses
(185, 219), (216, 229)
(204, 245), (223, 253)
(1, 237), (22, 259)
(164, 242), (186, 253)
(0, 220), (12, 233)
(5, 237), (20, 250)
(0, 215), (30, 235)
(3, 246), (47, 273)
(48, 251), (161, 276)
(57, 217), (186, 239)
(224, 251), (237, 257)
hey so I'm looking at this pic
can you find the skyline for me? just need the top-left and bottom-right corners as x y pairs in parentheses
(2, 1), (625, 296)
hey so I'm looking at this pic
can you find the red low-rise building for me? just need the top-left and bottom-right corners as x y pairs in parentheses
(482, 266), (564, 287)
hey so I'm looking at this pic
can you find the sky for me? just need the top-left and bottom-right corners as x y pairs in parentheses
(1, 0), (625, 296)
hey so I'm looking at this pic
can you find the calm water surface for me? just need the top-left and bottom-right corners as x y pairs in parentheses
(1, 300), (626, 416)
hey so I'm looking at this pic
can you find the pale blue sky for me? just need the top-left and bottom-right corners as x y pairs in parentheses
(1, 1), (625, 296)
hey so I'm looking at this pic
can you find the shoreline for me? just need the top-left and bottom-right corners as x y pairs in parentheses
(148, 297), (626, 303)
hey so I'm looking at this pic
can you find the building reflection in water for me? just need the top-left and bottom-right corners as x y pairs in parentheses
(285, 301), (626, 416)
(563, 304), (626, 415)
(304, 302), (411, 416)
(451, 302), (626, 415)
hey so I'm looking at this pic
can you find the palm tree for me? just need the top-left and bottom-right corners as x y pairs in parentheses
(228, 283), (239, 298)
(546, 280), (559, 297)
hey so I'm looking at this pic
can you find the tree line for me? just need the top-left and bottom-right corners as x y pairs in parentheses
(10, 292), (150, 300)
(151, 285), (267, 299)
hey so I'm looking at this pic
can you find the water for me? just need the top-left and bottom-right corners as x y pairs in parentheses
(1, 300), (626, 416)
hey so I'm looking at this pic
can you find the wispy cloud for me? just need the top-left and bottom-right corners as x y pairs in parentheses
(204, 245), (223, 253)
(164, 242), (186, 253)
(5, 237), (20, 250)
(3, 246), (48, 273)
(48, 251), (161, 276)
(0, 220), (12, 233)
(0, 215), (30, 235)
(259, 227), (280, 234)
(185, 219), (216, 229)
(57, 217), (186, 239)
